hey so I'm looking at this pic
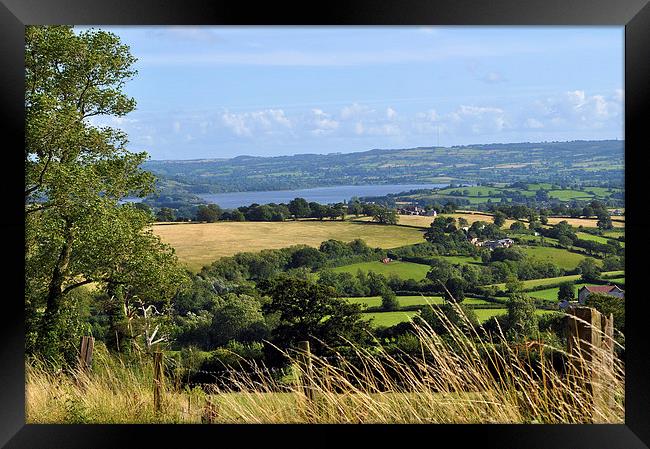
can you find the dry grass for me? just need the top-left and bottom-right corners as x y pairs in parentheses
(354, 213), (517, 229)
(545, 217), (625, 228)
(26, 305), (624, 424)
(151, 221), (425, 271)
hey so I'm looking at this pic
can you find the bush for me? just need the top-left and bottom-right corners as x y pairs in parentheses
(381, 290), (400, 311)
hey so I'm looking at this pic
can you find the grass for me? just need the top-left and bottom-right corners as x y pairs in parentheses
(356, 213), (517, 229)
(26, 305), (624, 424)
(528, 284), (592, 302)
(331, 260), (431, 281)
(152, 221), (426, 271)
(575, 232), (611, 244)
(544, 217), (625, 228)
(363, 311), (421, 327)
(518, 246), (598, 270)
(486, 274), (583, 291)
(345, 295), (491, 308)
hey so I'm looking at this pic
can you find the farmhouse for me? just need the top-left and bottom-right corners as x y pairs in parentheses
(397, 204), (437, 217)
(380, 257), (392, 264)
(577, 285), (625, 304)
(481, 238), (515, 250)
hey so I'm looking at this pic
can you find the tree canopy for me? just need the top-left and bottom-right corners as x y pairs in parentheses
(25, 26), (187, 362)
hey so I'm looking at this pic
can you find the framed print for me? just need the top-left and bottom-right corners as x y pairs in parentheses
(2, 0), (649, 447)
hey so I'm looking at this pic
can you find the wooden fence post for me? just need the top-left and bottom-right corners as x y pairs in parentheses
(79, 336), (95, 372)
(297, 341), (314, 402)
(153, 351), (164, 414)
(566, 306), (615, 421)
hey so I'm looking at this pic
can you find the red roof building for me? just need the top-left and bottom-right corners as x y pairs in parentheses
(578, 285), (624, 304)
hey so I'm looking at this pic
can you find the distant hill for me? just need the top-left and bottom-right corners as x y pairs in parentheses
(143, 140), (624, 195)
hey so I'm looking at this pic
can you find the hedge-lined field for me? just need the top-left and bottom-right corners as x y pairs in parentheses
(345, 296), (492, 308)
(153, 221), (426, 271)
(331, 260), (431, 280)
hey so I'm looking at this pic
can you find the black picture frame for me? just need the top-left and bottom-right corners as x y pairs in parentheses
(1, 0), (648, 447)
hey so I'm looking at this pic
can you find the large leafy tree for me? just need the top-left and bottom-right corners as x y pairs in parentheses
(25, 26), (187, 361)
(259, 276), (371, 352)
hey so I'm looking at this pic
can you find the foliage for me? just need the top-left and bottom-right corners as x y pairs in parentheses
(25, 26), (187, 361)
(259, 276), (371, 352)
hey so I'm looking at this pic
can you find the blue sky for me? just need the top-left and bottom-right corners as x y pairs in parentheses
(82, 26), (624, 160)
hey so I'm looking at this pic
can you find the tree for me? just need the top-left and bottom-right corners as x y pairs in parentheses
(509, 221), (526, 232)
(210, 294), (267, 347)
(418, 302), (479, 335)
(25, 26), (186, 361)
(505, 275), (524, 293)
(584, 292), (625, 334)
(288, 197), (311, 219)
(557, 282), (575, 302)
(380, 289), (400, 311)
(444, 277), (466, 303)
(195, 204), (222, 222)
(156, 207), (176, 222)
(288, 246), (325, 270)
(372, 207), (398, 225)
(597, 213), (613, 230)
(577, 258), (602, 282)
(260, 276), (371, 350)
(493, 211), (506, 227)
(505, 294), (538, 341)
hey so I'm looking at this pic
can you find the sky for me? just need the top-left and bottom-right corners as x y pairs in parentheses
(82, 26), (624, 160)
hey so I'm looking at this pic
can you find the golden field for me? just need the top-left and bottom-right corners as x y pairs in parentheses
(152, 220), (426, 271)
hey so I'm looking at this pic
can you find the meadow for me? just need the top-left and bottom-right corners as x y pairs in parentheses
(518, 246), (598, 270)
(331, 260), (430, 280)
(345, 295), (491, 308)
(153, 221), (425, 271)
(26, 307), (625, 424)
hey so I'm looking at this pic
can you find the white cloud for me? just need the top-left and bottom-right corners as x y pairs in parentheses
(310, 109), (339, 135)
(386, 107), (397, 120)
(341, 103), (374, 119)
(221, 109), (292, 137)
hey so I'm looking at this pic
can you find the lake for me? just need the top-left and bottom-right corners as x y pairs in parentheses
(196, 183), (451, 209)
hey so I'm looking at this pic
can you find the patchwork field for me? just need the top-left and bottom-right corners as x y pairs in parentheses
(331, 260), (430, 280)
(364, 308), (561, 327)
(544, 217), (625, 228)
(363, 311), (420, 327)
(346, 295), (491, 308)
(355, 213), (516, 229)
(518, 246), (599, 270)
(152, 221), (426, 271)
(486, 274), (583, 291)
(528, 283), (591, 301)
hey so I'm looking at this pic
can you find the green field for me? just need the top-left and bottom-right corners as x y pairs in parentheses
(547, 189), (595, 201)
(528, 283), (591, 301)
(346, 295), (491, 308)
(153, 221), (426, 271)
(575, 232), (611, 244)
(476, 309), (561, 323)
(519, 246), (598, 270)
(486, 274), (583, 291)
(608, 277), (625, 285)
(331, 260), (431, 280)
(364, 308), (560, 327)
(363, 311), (420, 327)
(440, 255), (483, 265)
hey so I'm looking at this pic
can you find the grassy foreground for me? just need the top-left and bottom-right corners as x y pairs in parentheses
(27, 306), (624, 424)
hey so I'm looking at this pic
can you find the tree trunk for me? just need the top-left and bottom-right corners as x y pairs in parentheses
(37, 218), (74, 354)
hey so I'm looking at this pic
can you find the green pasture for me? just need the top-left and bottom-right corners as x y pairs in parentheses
(345, 295), (491, 308)
(363, 311), (420, 327)
(519, 246), (597, 270)
(331, 260), (431, 281)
